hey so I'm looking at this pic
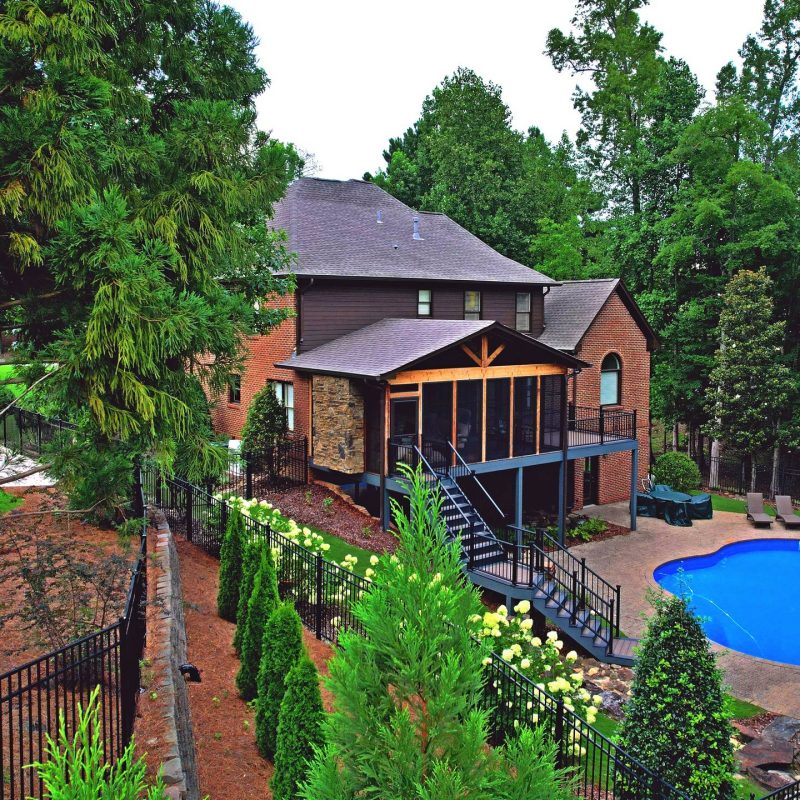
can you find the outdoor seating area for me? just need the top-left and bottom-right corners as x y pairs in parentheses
(637, 483), (713, 527)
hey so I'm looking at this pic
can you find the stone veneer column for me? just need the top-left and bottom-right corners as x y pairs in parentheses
(312, 375), (365, 474)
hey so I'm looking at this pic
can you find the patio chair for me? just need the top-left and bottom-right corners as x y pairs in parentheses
(775, 495), (800, 529)
(746, 493), (773, 527)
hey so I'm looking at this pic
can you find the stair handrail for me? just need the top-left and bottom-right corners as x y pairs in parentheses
(506, 524), (618, 648)
(447, 439), (507, 523)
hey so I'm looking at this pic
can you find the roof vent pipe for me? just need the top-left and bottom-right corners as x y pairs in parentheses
(412, 216), (423, 240)
(377, 210), (383, 224)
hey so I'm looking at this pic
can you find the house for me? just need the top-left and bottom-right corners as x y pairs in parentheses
(210, 178), (655, 536)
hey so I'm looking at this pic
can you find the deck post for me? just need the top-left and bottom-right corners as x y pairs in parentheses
(630, 443), (638, 531)
(514, 467), (523, 528)
(557, 459), (566, 545)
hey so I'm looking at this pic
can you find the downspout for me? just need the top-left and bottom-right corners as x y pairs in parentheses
(559, 368), (580, 545)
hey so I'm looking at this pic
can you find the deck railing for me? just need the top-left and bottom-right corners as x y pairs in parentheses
(568, 404), (637, 447)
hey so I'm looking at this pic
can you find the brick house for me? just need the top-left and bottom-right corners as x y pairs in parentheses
(209, 178), (655, 533)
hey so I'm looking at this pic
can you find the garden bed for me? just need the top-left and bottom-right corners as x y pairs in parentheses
(0, 487), (136, 671)
(173, 536), (334, 800)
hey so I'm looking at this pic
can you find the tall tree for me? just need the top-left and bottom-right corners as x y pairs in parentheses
(0, 0), (299, 497)
(705, 268), (794, 490)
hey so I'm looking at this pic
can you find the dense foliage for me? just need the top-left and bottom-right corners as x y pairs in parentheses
(370, 0), (800, 477)
(617, 594), (735, 799)
(0, 0), (300, 503)
(255, 602), (304, 759)
(652, 452), (702, 493)
(31, 687), (167, 799)
(271, 655), (325, 800)
(217, 506), (246, 622)
(241, 383), (289, 458)
(236, 546), (280, 701)
(300, 466), (577, 799)
(233, 540), (264, 653)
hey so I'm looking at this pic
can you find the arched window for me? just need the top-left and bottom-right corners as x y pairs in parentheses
(600, 353), (621, 406)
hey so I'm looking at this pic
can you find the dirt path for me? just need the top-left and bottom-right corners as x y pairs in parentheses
(174, 537), (333, 800)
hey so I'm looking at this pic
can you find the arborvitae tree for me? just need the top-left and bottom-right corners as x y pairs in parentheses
(217, 506), (246, 622)
(300, 466), (576, 800)
(255, 603), (304, 759)
(235, 546), (279, 700)
(233, 540), (263, 653)
(271, 655), (325, 800)
(617, 593), (735, 799)
(241, 383), (288, 459)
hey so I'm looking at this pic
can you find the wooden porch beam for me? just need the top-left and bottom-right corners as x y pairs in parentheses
(486, 343), (506, 366)
(388, 364), (566, 384)
(460, 344), (482, 367)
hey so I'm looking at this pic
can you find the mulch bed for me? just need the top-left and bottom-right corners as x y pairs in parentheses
(172, 535), (334, 800)
(251, 482), (397, 553)
(565, 521), (631, 548)
(0, 486), (135, 672)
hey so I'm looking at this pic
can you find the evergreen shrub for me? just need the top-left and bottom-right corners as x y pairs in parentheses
(236, 546), (279, 700)
(217, 505), (246, 622)
(255, 602), (304, 759)
(617, 593), (735, 799)
(241, 383), (287, 459)
(271, 655), (325, 800)
(233, 540), (264, 654)
(652, 451), (701, 493)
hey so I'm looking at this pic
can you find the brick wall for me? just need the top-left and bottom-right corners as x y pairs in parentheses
(571, 291), (651, 508)
(209, 292), (311, 441)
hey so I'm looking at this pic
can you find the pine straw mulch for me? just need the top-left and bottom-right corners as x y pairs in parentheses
(250, 481), (397, 553)
(0, 486), (136, 673)
(169, 536), (334, 800)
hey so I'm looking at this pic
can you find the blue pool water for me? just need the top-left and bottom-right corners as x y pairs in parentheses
(654, 539), (800, 665)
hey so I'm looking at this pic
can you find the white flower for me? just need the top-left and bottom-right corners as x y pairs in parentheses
(514, 600), (531, 615)
(565, 650), (578, 662)
(520, 618), (533, 631)
(370, 555), (379, 566)
(546, 630), (558, 642)
(502, 648), (515, 662)
(520, 658), (531, 670)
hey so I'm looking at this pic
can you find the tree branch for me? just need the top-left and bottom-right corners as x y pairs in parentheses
(0, 290), (65, 311)
(0, 367), (58, 417)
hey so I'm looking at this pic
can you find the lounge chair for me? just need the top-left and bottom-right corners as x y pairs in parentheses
(746, 493), (773, 527)
(775, 495), (800, 529)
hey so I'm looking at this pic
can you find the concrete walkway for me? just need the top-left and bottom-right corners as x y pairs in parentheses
(575, 502), (800, 717)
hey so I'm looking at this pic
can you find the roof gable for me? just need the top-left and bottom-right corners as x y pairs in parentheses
(271, 178), (555, 286)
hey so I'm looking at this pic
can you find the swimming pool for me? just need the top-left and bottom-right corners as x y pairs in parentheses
(654, 539), (800, 665)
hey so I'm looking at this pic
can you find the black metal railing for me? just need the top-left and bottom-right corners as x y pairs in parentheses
(758, 783), (800, 800)
(143, 466), (696, 800)
(568, 405), (637, 447)
(698, 454), (800, 503)
(1, 408), (76, 457)
(0, 458), (147, 800)
(214, 435), (308, 497)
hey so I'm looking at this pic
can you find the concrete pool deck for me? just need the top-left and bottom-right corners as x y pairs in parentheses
(574, 502), (800, 717)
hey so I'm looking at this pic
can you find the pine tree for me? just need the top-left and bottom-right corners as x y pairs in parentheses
(271, 656), (325, 800)
(299, 466), (576, 799)
(241, 384), (288, 458)
(255, 603), (304, 759)
(617, 593), (735, 799)
(235, 546), (279, 700)
(217, 506), (246, 622)
(233, 540), (263, 653)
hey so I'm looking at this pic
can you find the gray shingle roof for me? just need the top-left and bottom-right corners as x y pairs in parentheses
(271, 178), (555, 285)
(537, 279), (620, 351)
(276, 318), (585, 379)
(276, 319), (493, 379)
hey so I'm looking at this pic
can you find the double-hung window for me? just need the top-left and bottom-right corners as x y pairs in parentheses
(418, 288), (432, 316)
(464, 291), (481, 321)
(228, 375), (241, 404)
(516, 292), (531, 332)
(271, 380), (295, 430)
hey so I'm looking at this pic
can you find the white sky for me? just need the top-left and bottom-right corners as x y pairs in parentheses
(225, 0), (766, 180)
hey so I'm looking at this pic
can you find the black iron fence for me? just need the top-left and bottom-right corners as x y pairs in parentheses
(0, 463), (147, 800)
(1, 408), (76, 457)
(699, 455), (800, 503)
(143, 466), (696, 800)
(213, 436), (308, 497)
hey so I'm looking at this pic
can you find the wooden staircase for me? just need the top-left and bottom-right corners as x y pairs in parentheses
(415, 440), (638, 665)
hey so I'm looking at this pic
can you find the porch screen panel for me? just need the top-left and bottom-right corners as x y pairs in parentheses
(485, 378), (510, 460)
(540, 375), (564, 452)
(422, 382), (453, 469)
(513, 377), (537, 456)
(455, 380), (482, 462)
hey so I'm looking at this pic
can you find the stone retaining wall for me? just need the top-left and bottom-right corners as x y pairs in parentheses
(151, 513), (200, 800)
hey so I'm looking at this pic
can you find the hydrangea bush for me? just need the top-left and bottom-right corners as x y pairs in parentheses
(475, 601), (601, 725)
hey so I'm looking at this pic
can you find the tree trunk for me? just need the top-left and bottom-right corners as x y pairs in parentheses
(709, 438), (721, 489)
(750, 454), (758, 493)
(672, 422), (679, 451)
(771, 444), (781, 498)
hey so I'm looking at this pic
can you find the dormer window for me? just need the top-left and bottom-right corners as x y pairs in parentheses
(464, 291), (481, 321)
(418, 288), (432, 316)
(516, 292), (531, 332)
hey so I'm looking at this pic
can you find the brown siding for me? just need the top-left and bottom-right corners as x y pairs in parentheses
(531, 289), (544, 337)
(300, 280), (536, 351)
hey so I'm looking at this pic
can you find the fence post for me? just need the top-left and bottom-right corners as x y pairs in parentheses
(315, 553), (323, 640)
(132, 463), (144, 518)
(580, 558), (586, 610)
(185, 482), (193, 542)
(599, 407), (605, 444)
(155, 470), (162, 507)
(570, 570), (578, 625)
(245, 459), (253, 500)
(554, 699), (565, 770)
(512, 541), (519, 585)
(36, 415), (41, 454)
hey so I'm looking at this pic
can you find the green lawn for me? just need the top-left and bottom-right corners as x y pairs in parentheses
(0, 489), (21, 514)
(690, 490), (777, 516)
(0, 364), (24, 397)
